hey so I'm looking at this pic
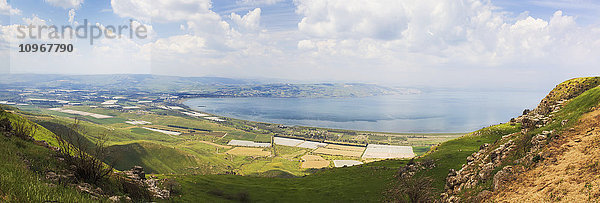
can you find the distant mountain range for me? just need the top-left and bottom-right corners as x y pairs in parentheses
(0, 74), (418, 98)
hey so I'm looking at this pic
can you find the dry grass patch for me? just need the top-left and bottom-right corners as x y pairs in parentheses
(301, 155), (330, 169)
(226, 147), (271, 157)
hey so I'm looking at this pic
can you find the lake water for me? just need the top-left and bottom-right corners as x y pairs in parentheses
(184, 90), (546, 133)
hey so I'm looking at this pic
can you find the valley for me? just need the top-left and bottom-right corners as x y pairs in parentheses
(2, 75), (598, 202)
(14, 100), (460, 176)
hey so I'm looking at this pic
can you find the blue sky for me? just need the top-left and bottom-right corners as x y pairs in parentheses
(1, 0), (600, 90)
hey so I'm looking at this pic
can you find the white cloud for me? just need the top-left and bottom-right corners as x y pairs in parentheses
(147, 34), (206, 54)
(230, 8), (261, 32)
(111, 0), (233, 43)
(0, 0), (21, 15)
(292, 1), (600, 65)
(238, 0), (284, 6)
(68, 9), (76, 24)
(45, 0), (84, 9)
(110, 0), (214, 23)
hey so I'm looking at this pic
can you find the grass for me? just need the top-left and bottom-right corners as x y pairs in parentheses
(164, 159), (407, 202)
(0, 136), (99, 202)
(413, 146), (431, 156)
(0, 110), (98, 202)
(532, 85), (600, 136)
(105, 141), (201, 174)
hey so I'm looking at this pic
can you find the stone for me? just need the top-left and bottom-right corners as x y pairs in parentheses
(493, 166), (514, 191)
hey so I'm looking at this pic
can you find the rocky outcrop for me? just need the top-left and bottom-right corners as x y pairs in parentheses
(492, 166), (515, 191)
(125, 165), (146, 181)
(441, 139), (516, 202)
(122, 166), (170, 200)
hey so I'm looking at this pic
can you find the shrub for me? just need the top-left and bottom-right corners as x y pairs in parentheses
(0, 118), (11, 133)
(54, 118), (112, 184)
(11, 118), (36, 140)
(163, 178), (182, 196)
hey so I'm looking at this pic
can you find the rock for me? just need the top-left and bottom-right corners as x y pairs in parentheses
(493, 166), (514, 191)
(76, 183), (102, 197)
(46, 171), (58, 181)
(126, 166), (146, 181)
(448, 169), (457, 176)
(475, 190), (492, 202)
(109, 196), (120, 202)
(466, 155), (474, 163)
(33, 140), (50, 148)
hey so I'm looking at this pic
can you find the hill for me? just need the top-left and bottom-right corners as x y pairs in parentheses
(0, 74), (403, 97)
(438, 77), (600, 202)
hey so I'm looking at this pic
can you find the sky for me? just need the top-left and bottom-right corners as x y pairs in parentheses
(1, 0), (600, 90)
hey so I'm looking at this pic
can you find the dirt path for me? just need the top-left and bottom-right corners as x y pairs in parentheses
(492, 109), (600, 202)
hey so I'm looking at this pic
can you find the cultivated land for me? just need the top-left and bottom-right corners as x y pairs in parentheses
(0, 76), (484, 202)
(314, 147), (364, 157)
(226, 147), (272, 157)
(301, 155), (330, 169)
(11, 103), (454, 177)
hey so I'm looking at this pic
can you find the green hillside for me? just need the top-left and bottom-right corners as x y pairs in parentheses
(0, 109), (99, 202)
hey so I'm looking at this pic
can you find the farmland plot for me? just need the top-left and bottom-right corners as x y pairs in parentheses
(361, 144), (415, 159)
(313, 148), (363, 157)
(296, 141), (327, 149)
(301, 155), (330, 169)
(325, 144), (365, 152)
(333, 160), (363, 167)
(274, 137), (304, 147)
(226, 147), (271, 157)
(228, 140), (271, 147)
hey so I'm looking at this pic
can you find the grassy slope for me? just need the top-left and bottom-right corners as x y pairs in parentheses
(166, 160), (407, 202)
(0, 110), (98, 202)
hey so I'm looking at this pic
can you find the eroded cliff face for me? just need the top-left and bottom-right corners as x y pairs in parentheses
(440, 77), (600, 202)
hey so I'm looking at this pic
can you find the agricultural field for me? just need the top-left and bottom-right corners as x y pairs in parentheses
(325, 144), (366, 152)
(314, 147), (364, 157)
(362, 144), (415, 159)
(301, 155), (330, 169)
(226, 147), (271, 157)
(333, 160), (363, 167)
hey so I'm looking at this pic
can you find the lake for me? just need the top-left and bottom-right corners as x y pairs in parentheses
(184, 90), (546, 133)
